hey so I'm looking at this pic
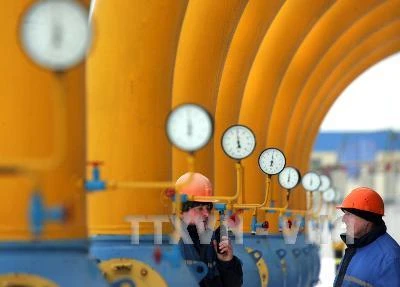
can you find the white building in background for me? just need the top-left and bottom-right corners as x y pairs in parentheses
(312, 130), (400, 204)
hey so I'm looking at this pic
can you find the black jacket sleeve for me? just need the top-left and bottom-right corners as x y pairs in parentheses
(217, 256), (243, 287)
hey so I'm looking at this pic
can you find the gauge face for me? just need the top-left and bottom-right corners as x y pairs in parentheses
(166, 103), (213, 152)
(20, 0), (91, 71)
(318, 174), (331, 192)
(278, 166), (300, 190)
(323, 188), (336, 203)
(221, 125), (256, 160)
(258, 148), (286, 175)
(301, 171), (321, 191)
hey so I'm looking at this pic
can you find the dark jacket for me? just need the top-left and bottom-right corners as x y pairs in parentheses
(334, 223), (400, 287)
(180, 225), (243, 287)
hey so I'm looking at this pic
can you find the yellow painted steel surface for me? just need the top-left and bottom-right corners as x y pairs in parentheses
(0, 0), (88, 240)
(239, 0), (335, 232)
(86, 0), (400, 237)
(172, 0), (248, 180)
(0, 274), (58, 287)
(99, 258), (168, 287)
(87, 0), (189, 235)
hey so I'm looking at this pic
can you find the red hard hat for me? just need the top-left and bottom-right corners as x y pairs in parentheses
(336, 187), (384, 216)
(175, 172), (212, 201)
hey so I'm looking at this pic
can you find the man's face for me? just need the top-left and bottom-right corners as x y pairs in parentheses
(342, 210), (370, 238)
(182, 204), (212, 232)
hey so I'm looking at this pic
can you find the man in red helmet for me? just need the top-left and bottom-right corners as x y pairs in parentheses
(176, 172), (243, 287)
(334, 187), (400, 287)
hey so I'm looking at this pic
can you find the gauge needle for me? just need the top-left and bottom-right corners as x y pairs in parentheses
(287, 173), (291, 183)
(52, 22), (63, 49)
(236, 129), (241, 149)
(187, 119), (192, 136)
(270, 152), (274, 167)
(187, 109), (192, 136)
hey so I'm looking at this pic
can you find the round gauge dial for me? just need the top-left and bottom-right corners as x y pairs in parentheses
(221, 125), (256, 160)
(278, 166), (301, 190)
(323, 188), (336, 203)
(166, 103), (213, 152)
(258, 148), (286, 175)
(318, 174), (331, 192)
(301, 171), (321, 191)
(20, 0), (91, 71)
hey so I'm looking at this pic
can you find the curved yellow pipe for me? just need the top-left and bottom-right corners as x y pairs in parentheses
(172, 0), (248, 181)
(285, 1), (400, 166)
(301, 38), (400, 168)
(214, 0), (285, 197)
(296, 22), (400, 168)
(86, 0), (189, 235)
(270, 0), (393, 210)
(238, 0), (335, 232)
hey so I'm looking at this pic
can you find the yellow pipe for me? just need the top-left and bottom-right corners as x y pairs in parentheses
(233, 175), (271, 211)
(189, 162), (243, 203)
(172, 0), (248, 180)
(299, 34), (400, 168)
(0, 75), (67, 173)
(87, 0), (189, 236)
(214, 0), (285, 198)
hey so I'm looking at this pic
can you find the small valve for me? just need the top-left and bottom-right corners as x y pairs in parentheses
(30, 192), (65, 237)
(85, 161), (106, 192)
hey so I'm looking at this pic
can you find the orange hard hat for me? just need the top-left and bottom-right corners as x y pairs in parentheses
(175, 172), (212, 201)
(336, 187), (384, 216)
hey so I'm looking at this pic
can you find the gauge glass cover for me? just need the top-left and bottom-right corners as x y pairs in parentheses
(323, 188), (336, 203)
(318, 174), (331, 192)
(301, 171), (321, 191)
(278, 166), (300, 190)
(221, 125), (256, 160)
(166, 103), (213, 152)
(20, 0), (91, 71)
(258, 148), (286, 175)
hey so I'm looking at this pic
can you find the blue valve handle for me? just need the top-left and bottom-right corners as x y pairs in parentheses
(85, 164), (106, 192)
(111, 278), (135, 287)
(250, 215), (268, 234)
(214, 203), (226, 212)
(30, 192), (65, 237)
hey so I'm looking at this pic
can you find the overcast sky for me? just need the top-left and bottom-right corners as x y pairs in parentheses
(320, 52), (400, 132)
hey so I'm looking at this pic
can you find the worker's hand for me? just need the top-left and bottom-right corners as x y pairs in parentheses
(213, 236), (233, 262)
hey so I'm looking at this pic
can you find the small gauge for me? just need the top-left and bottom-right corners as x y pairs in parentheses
(166, 103), (213, 152)
(278, 166), (301, 190)
(20, 0), (91, 71)
(318, 174), (331, 192)
(258, 148), (286, 175)
(221, 125), (256, 160)
(323, 188), (336, 203)
(301, 171), (321, 191)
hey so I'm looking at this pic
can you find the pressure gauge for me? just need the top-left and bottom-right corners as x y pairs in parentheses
(166, 103), (213, 152)
(278, 166), (301, 190)
(323, 188), (336, 203)
(20, 0), (91, 71)
(258, 148), (286, 175)
(318, 174), (331, 192)
(301, 171), (321, 191)
(221, 125), (256, 160)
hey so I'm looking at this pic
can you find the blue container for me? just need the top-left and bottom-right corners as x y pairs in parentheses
(0, 241), (108, 287)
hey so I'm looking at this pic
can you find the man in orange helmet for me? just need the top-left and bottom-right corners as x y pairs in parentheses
(334, 187), (400, 287)
(176, 172), (243, 287)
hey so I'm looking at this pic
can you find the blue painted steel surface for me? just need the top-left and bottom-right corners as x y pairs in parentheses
(0, 240), (108, 287)
(90, 235), (204, 286)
